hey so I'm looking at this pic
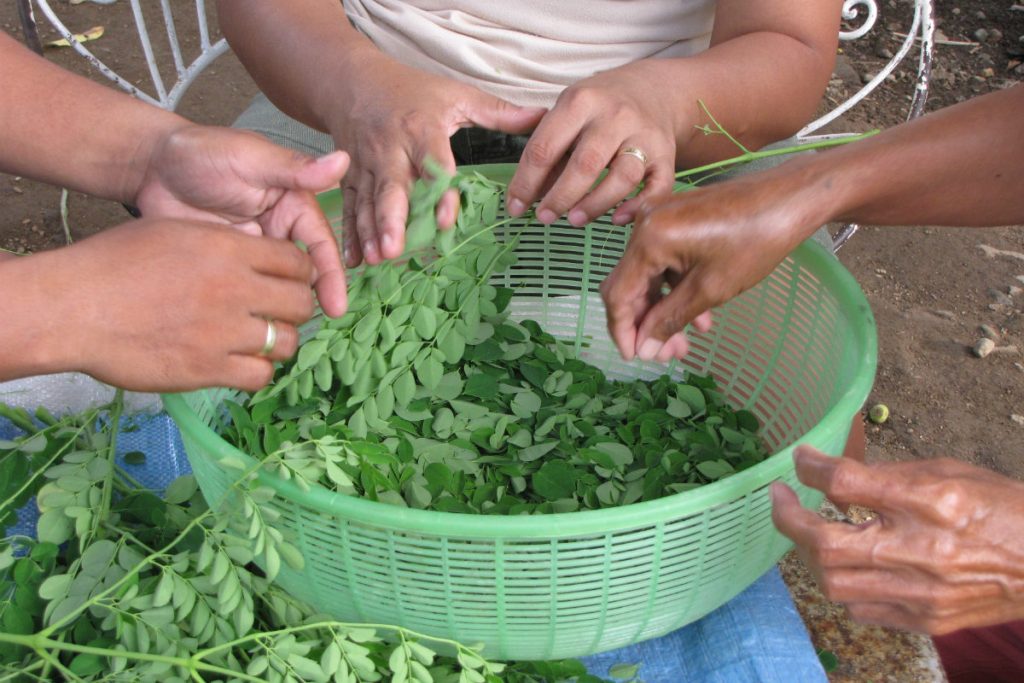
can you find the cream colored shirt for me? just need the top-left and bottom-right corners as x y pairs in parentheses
(343, 1), (716, 108)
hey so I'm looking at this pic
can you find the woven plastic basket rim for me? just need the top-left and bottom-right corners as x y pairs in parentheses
(162, 164), (877, 539)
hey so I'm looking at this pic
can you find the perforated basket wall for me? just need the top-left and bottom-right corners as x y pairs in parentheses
(162, 164), (876, 661)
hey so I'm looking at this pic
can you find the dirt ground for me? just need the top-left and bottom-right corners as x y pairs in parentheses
(1, 1), (1022, 681)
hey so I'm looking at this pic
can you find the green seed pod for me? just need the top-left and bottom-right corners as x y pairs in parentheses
(868, 404), (890, 424)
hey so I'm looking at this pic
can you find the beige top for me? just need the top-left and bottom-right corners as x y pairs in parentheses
(343, 1), (716, 108)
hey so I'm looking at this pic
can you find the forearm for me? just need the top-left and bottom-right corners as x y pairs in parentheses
(816, 85), (1024, 227)
(0, 32), (186, 203)
(217, 0), (377, 133)
(656, 0), (841, 165)
(0, 254), (79, 380)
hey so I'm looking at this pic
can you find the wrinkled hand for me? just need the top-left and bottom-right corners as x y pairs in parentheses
(134, 125), (350, 317)
(506, 60), (679, 229)
(599, 166), (820, 362)
(772, 446), (1024, 635)
(326, 54), (545, 267)
(51, 219), (317, 392)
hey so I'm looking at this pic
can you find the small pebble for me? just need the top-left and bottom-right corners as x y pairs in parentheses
(973, 28), (990, 42)
(1009, 285), (1022, 297)
(980, 324), (1000, 340)
(952, 7), (961, 14)
(974, 338), (996, 358)
(933, 309), (957, 320)
(981, 67), (995, 78)
(1012, 415), (1024, 427)
(991, 289), (1015, 306)
(990, 29), (1003, 42)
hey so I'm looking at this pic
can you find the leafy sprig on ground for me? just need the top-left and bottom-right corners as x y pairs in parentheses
(0, 396), (622, 682)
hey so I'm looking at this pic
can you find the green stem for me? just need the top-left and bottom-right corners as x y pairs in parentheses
(41, 453), (268, 637)
(31, 646), (78, 682)
(59, 189), (73, 246)
(88, 390), (123, 544)
(195, 619), (477, 661)
(0, 415), (96, 516)
(114, 464), (148, 491)
(696, 99), (751, 154)
(0, 660), (45, 681)
(0, 404), (40, 434)
(40, 508), (212, 638)
(674, 131), (878, 182)
(0, 632), (266, 683)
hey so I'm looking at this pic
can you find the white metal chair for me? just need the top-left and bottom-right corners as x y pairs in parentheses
(801, 0), (936, 249)
(15, 0), (228, 113)
(17, 0), (934, 251)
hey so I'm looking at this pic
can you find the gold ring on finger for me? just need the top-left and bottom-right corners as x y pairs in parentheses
(618, 146), (649, 166)
(258, 319), (278, 357)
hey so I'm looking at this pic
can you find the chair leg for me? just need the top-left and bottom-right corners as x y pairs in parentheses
(16, 0), (44, 55)
(831, 223), (860, 253)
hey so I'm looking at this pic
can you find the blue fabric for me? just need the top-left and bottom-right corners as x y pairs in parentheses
(580, 569), (826, 682)
(1, 413), (825, 683)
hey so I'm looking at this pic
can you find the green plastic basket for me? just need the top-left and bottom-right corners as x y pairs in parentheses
(162, 163), (876, 661)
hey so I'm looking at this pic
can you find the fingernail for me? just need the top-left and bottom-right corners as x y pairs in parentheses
(380, 233), (394, 256)
(363, 240), (377, 260)
(537, 209), (557, 225)
(637, 338), (661, 361)
(568, 209), (587, 227)
(508, 198), (525, 217)
(769, 482), (783, 503)
(793, 446), (815, 466)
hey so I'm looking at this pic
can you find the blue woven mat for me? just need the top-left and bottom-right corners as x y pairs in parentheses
(1, 413), (825, 682)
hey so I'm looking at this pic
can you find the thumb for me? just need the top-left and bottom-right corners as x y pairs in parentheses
(287, 150), (351, 192)
(252, 147), (350, 194)
(464, 93), (547, 135)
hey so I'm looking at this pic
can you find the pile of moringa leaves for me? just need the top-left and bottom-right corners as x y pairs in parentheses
(224, 170), (771, 514)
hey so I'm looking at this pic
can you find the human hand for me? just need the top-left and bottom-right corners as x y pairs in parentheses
(772, 446), (1024, 635)
(599, 164), (822, 362)
(325, 54), (545, 267)
(506, 60), (679, 229)
(133, 125), (350, 317)
(45, 219), (317, 393)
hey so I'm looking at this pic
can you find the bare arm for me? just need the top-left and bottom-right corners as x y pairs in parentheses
(601, 85), (1024, 361)
(668, 0), (844, 164)
(216, 0), (372, 134)
(0, 31), (185, 203)
(814, 84), (1024, 227)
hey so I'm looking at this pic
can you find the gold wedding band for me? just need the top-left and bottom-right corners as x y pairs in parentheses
(259, 319), (278, 357)
(618, 146), (649, 166)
